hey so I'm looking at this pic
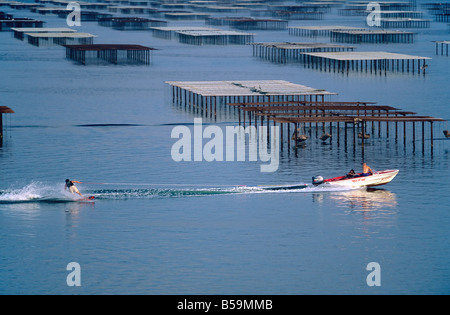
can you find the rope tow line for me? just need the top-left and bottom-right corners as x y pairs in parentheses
(80, 182), (247, 187)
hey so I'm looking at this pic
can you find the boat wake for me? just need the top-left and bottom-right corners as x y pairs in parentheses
(0, 182), (84, 204)
(0, 182), (361, 204)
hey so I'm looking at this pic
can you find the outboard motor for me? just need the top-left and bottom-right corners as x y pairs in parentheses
(312, 176), (324, 186)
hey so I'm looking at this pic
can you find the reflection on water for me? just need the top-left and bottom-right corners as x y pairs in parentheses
(64, 202), (95, 235)
(1, 203), (42, 220)
(329, 188), (398, 211)
(64, 202), (94, 215)
(0, 200), (94, 223)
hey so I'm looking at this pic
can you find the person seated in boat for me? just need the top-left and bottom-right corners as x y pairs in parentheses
(361, 163), (374, 177)
(345, 169), (357, 179)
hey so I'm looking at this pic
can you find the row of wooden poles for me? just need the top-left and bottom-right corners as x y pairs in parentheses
(0, 19), (44, 32)
(170, 85), (328, 120)
(252, 43), (354, 64)
(177, 33), (255, 45)
(301, 55), (428, 75)
(27, 36), (94, 48)
(205, 17), (289, 30)
(169, 87), (446, 154)
(229, 101), (445, 154)
(380, 19), (431, 29)
(65, 46), (153, 65)
(436, 42), (450, 56)
(268, 11), (324, 20)
(434, 14), (450, 22)
(330, 31), (415, 44)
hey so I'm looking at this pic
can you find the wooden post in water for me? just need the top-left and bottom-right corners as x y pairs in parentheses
(430, 121), (434, 153)
(403, 120), (407, 147)
(422, 121), (425, 153)
(0, 113), (2, 146)
(287, 122), (291, 149)
(352, 122), (356, 147)
(344, 122), (348, 149)
(280, 122), (283, 151)
(337, 121), (340, 146)
(361, 120), (365, 148)
(0, 106), (14, 146)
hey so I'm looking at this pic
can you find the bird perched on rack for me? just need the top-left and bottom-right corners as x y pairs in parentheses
(292, 129), (308, 142)
(444, 130), (450, 138)
(320, 133), (332, 142)
(358, 132), (370, 139)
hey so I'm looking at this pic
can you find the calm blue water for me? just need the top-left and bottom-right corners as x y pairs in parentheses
(0, 1), (449, 294)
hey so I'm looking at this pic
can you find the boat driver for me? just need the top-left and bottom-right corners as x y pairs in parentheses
(362, 163), (374, 177)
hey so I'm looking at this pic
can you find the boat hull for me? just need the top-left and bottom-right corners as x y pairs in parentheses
(323, 170), (399, 188)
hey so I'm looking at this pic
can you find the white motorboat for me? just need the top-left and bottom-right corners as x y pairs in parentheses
(245, 170), (399, 192)
(314, 170), (399, 188)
